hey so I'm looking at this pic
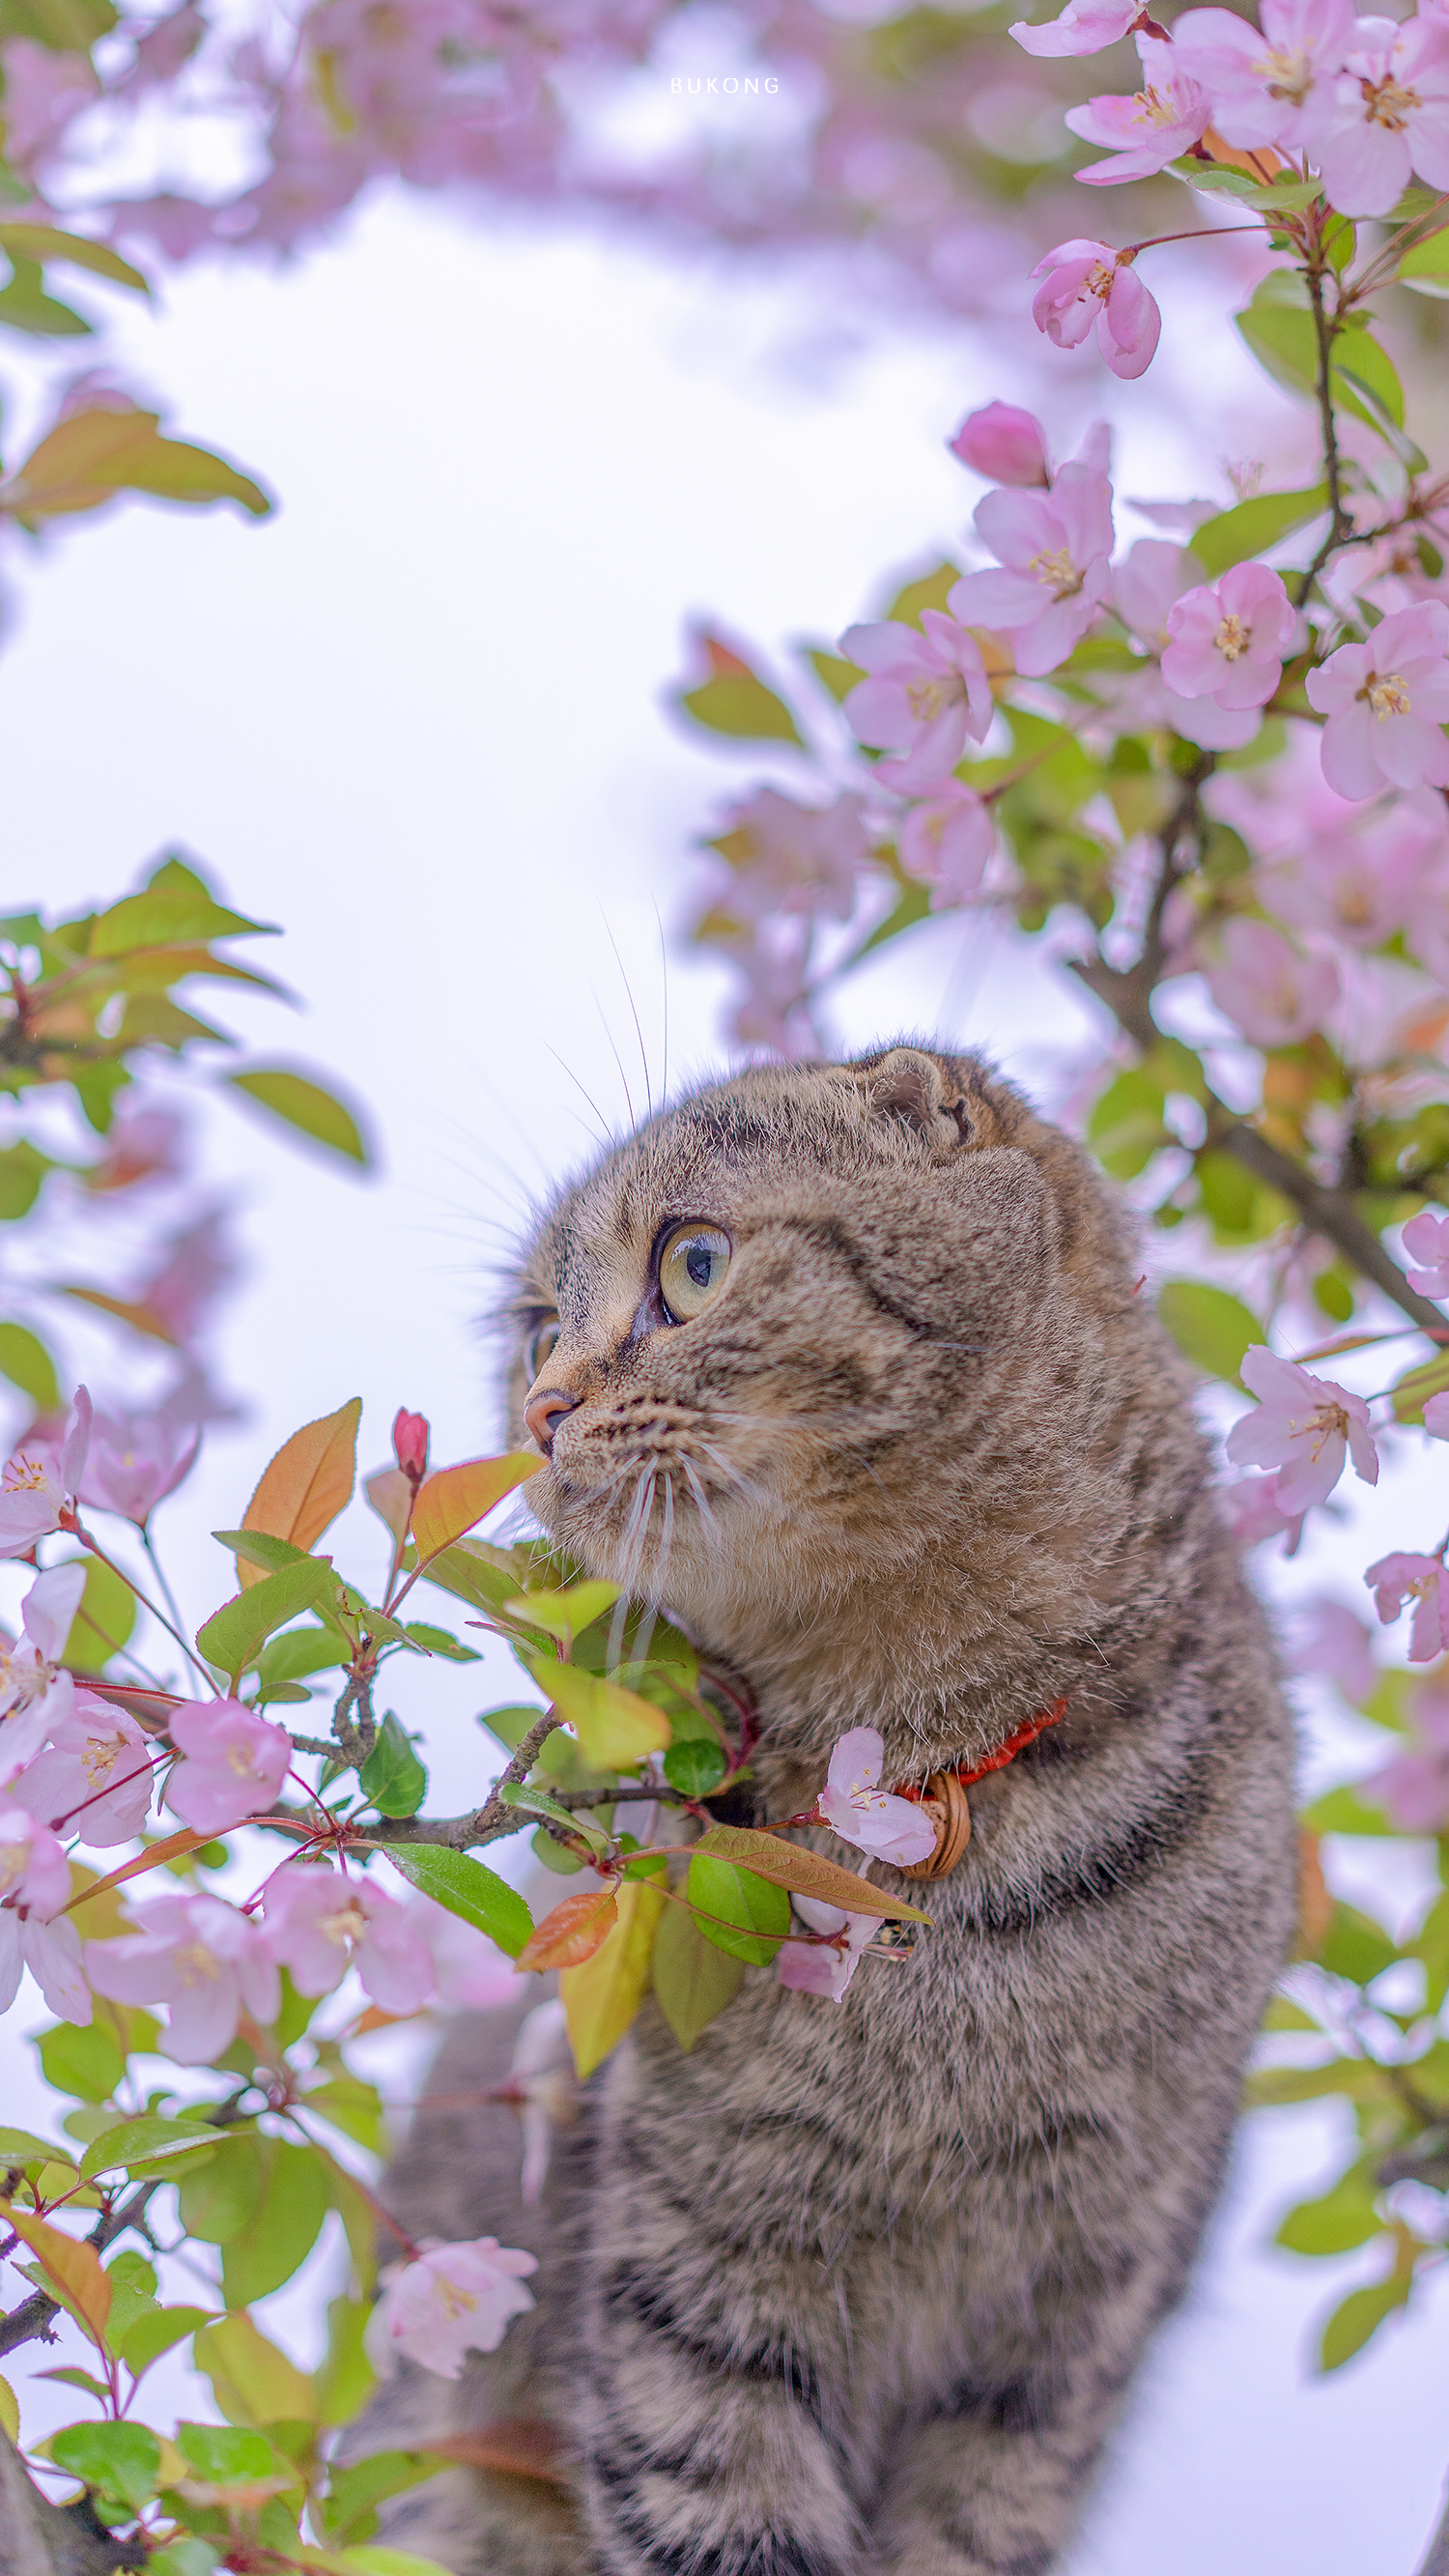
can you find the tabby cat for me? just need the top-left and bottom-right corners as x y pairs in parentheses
(354, 1043), (1298, 2576)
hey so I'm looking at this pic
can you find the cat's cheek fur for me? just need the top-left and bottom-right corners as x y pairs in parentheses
(358, 1045), (1298, 2576)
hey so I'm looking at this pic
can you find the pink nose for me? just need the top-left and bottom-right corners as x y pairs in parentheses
(524, 1388), (580, 1455)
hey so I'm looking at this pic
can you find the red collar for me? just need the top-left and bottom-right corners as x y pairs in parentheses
(895, 1696), (1068, 1802)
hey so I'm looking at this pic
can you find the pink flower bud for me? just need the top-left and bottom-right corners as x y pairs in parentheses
(949, 402), (1049, 487)
(392, 1408), (430, 1485)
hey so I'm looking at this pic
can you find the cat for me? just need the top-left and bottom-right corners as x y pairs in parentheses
(351, 1042), (1298, 2576)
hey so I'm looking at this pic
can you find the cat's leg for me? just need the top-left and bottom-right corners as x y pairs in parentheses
(864, 2115), (1236, 2576)
(339, 2000), (583, 2576)
(578, 2046), (867, 2576)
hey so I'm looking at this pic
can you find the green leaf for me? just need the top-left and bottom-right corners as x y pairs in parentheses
(676, 673), (804, 746)
(213, 1527), (316, 1574)
(1235, 299), (1406, 434)
(1301, 1784), (1398, 1837)
(884, 560), (959, 625)
(686, 1851), (791, 1964)
(147, 2544), (221, 2576)
(178, 2132), (265, 2245)
(357, 1712), (427, 1818)
(88, 887), (274, 959)
(0, 1319), (59, 1406)
(1276, 2163), (1382, 2255)
(50, 2420), (159, 2511)
(120, 2304), (214, 2374)
(1397, 223), (1449, 294)
(652, 1898), (745, 2048)
(321, 2451), (445, 2546)
(381, 1844), (533, 1959)
(1244, 2059), (1394, 2107)
(254, 1620), (351, 1693)
(1157, 1280), (1262, 1385)
(801, 644), (865, 704)
(221, 2141), (330, 2307)
(501, 1580), (620, 1642)
(1413, 1888), (1449, 2011)
(1190, 484), (1328, 579)
(1391, 1346), (1449, 1424)
(37, 2018), (124, 2104)
(304, 2074), (385, 2154)
(316, 2296), (377, 2426)
(79, 2116), (220, 2183)
(401, 1622), (480, 1663)
(197, 1555), (335, 1683)
(497, 1780), (611, 1849)
(1318, 2271), (1410, 2371)
(0, 257), (90, 336)
(0, 2125), (71, 2168)
(1333, 327), (1406, 430)
(0, 0), (116, 47)
(0, 224), (146, 290)
(694, 1823), (929, 1920)
(177, 2422), (277, 2482)
(0, 1140), (50, 1218)
(1086, 1069), (1167, 1181)
(663, 1737), (727, 1797)
(225, 1068), (371, 1166)
(62, 1550), (137, 1674)
(192, 2309), (317, 2429)
(1321, 1901), (1399, 1986)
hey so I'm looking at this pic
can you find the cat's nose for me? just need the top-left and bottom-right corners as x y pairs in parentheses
(524, 1387), (581, 1456)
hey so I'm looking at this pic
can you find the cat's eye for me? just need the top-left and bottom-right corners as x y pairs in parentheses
(526, 1315), (560, 1377)
(659, 1223), (731, 1325)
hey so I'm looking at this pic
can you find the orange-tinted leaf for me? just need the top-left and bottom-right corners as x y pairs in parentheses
(59, 1828), (216, 1914)
(4, 2205), (111, 2345)
(58, 1285), (179, 1344)
(517, 1886), (618, 1973)
(411, 1452), (543, 1565)
(691, 1825), (930, 1923)
(236, 1398), (361, 1589)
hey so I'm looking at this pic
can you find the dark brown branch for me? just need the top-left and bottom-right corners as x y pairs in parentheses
(1068, 949), (1448, 1338)
(363, 1707), (563, 1852)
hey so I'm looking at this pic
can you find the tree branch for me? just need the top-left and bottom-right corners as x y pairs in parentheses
(1417, 2479), (1449, 2576)
(0, 2182), (160, 2362)
(363, 1707), (563, 1852)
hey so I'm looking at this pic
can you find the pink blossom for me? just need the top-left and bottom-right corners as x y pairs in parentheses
(403, 1891), (520, 2010)
(1065, 38), (1212, 183)
(1404, 1210), (1449, 1297)
(0, 1797), (90, 2024)
(14, 1690), (155, 1846)
(0, 1562), (86, 1782)
(1366, 1551), (1449, 1663)
(1361, 1678), (1449, 1828)
(1225, 1346), (1378, 1514)
(364, 2236), (537, 2380)
(1011, 0), (1146, 56)
(776, 1893), (876, 1999)
(1161, 564), (1295, 712)
(1217, 1473), (1304, 1551)
(164, 1698), (292, 1834)
(263, 1863), (435, 2012)
(1260, 814), (1429, 950)
(816, 1726), (938, 1867)
(78, 1406), (201, 1528)
(949, 462), (1116, 677)
(1110, 540), (1264, 749)
(484, 1997), (577, 2203)
(1305, 604), (1449, 800)
(1028, 241), (1161, 383)
(840, 615), (994, 789)
(86, 1890), (280, 2061)
(949, 403), (1048, 486)
(1425, 1391), (1449, 1441)
(1205, 918), (1341, 1050)
(706, 789), (868, 925)
(392, 1408), (430, 1484)
(0, 1388), (91, 1559)
(138, 1211), (238, 1347)
(898, 785), (996, 906)
(1303, 15), (1449, 219)
(1291, 1597), (1377, 1703)
(1172, 0), (1355, 152)
(85, 1099), (187, 1194)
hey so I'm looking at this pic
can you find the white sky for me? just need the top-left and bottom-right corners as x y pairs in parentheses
(1, 185), (1446, 2572)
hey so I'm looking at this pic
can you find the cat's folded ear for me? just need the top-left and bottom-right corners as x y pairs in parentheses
(850, 1048), (973, 1161)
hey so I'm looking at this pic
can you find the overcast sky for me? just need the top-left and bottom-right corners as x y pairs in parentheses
(3, 185), (1446, 2571)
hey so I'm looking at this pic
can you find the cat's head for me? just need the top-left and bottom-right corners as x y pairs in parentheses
(504, 1045), (1140, 1643)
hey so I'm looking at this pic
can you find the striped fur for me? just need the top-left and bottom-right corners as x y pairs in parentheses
(356, 1045), (1297, 2575)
